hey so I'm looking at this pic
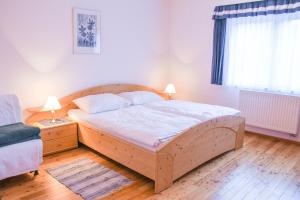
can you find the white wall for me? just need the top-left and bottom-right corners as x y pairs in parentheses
(0, 0), (169, 110)
(168, 0), (300, 142)
(168, 0), (258, 108)
(1, 0), (298, 141)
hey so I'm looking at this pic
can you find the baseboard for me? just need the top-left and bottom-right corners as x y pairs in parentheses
(246, 130), (300, 146)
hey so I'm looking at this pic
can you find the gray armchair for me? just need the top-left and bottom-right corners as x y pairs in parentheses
(0, 95), (43, 180)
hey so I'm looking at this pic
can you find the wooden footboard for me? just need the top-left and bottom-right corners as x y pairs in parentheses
(155, 116), (245, 193)
(78, 116), (245, 194)
(78, 124), (157, 180)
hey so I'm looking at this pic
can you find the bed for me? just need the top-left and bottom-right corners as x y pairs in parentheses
(26, 84), (245, 193)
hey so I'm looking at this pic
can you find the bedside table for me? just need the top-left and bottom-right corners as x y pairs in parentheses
(33, 118), (78, 156)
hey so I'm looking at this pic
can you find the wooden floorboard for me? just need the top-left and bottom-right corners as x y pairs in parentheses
(1, 133), (300, 200)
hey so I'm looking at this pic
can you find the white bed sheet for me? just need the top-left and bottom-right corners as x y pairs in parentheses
(0, 139), (43, 180)
(145, 100), (240, 121)
(69, 101), (241, 151)
(69, 106), (201, 151)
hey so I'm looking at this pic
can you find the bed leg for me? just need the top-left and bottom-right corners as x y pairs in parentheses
(235, 120), (245, 150)
(155, 153), (174, 193)
(34, 170), (39, 176)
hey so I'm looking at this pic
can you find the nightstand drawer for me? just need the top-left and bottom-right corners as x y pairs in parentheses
(43, 135), (78, 155)
(41, 124), (77, 141)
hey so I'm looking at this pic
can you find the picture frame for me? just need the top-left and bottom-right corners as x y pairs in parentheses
(73, 8), (101, 54)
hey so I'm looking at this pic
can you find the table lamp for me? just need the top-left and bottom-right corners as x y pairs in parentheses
(164, 83), (176, 98)
(43, 96), (62, 123)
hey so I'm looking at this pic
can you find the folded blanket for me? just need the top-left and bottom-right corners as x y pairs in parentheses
(0, 123), (41, 147)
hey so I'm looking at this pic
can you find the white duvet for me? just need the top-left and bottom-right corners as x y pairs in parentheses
(69, 106), (200, 150)
(69, 100), (240, 151)
(145, 100), (240, 121)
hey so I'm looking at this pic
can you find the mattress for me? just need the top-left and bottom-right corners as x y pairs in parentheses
(0, 139), (43, 180)
(69, 106), (200, 151)
(69, 101), (240, 151)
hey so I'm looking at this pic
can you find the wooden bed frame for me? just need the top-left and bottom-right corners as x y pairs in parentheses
(26, 84), (245, 193)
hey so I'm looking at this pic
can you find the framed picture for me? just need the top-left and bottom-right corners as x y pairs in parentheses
(73, 8), (101, 54)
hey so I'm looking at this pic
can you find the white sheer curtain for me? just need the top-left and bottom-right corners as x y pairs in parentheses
(223, 12), (300, 95)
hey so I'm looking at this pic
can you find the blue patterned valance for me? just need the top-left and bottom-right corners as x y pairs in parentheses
(213, 0), (300, 19)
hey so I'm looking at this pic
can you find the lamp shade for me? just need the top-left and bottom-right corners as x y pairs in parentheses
(164, 84), (176, 94)
(43, 96), (62, 111)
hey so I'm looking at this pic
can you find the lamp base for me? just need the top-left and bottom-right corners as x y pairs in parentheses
(50, 110), (56, 123)
(167, 94), (173, 100)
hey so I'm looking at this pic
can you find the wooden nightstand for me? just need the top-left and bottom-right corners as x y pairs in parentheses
(33, 118), (78, 156)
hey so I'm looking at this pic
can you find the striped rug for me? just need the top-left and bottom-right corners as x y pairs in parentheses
(47, 157), (133, 200)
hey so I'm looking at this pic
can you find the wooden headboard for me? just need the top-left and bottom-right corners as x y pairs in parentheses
(26, 84), (169, 124)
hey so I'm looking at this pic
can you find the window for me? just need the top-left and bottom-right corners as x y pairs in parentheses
(223, 12), (300, 95)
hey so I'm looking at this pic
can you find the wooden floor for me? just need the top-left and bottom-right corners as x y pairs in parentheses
(1, 133), (300, 200)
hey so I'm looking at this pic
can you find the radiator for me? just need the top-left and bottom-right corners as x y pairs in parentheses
(239, 90), (300, 135)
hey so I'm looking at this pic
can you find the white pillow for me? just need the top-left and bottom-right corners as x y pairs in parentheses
(73, 93), (130, 114)
(118, 91), (164, 105)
